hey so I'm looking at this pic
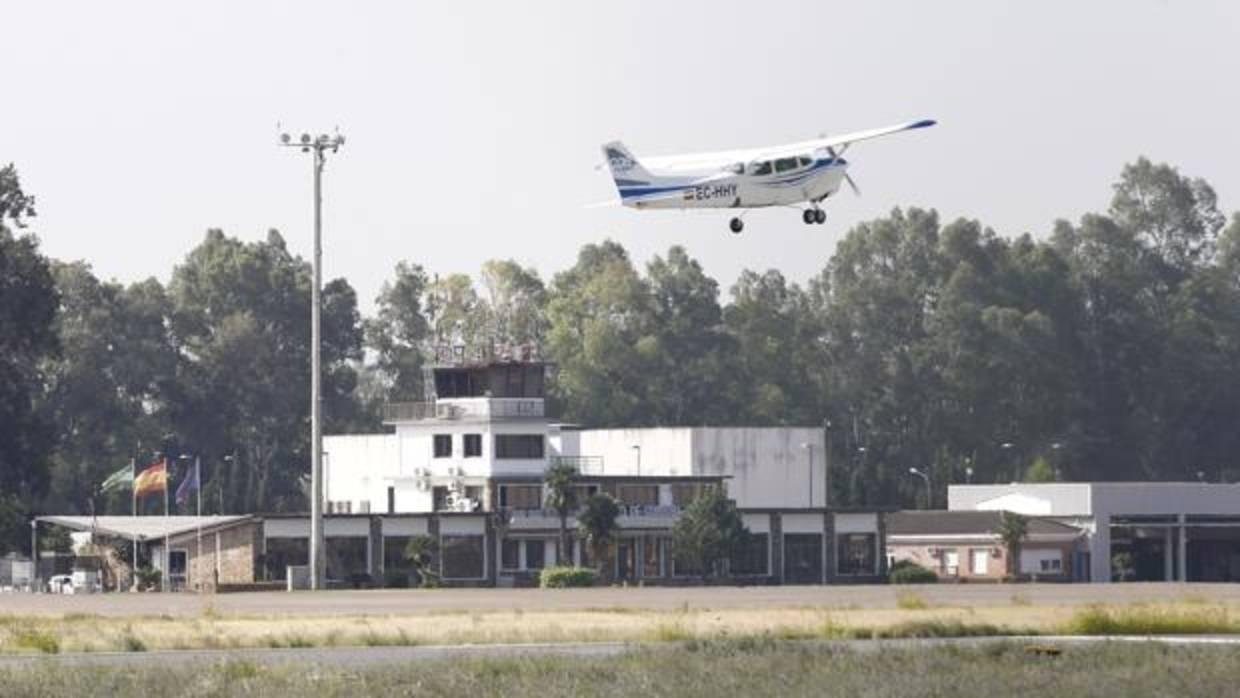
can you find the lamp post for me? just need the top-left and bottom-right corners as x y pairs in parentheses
(909, 467), (932, 509)
(280, 129), (345, 591)
(801, 443), (814, 508)
(630, 445), (641, 476)
(221, 454), (233, 514)
(823, 419), (832, 509)
(1000, 442), (1015, 482)
(30, 519), (37, 593)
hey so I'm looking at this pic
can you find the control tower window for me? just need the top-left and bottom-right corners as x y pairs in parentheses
(433, 434), (452, 458)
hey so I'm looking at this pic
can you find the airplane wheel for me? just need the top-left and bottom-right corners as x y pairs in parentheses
(815, 209), (826, 224)
(802, 209), (815, 225)
(729, 217), (744, 234)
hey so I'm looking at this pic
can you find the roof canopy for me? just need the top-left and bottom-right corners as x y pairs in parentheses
(35, 515), (250, 541)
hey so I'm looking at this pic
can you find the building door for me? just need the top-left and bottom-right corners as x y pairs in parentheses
(970, 549), (989, 576)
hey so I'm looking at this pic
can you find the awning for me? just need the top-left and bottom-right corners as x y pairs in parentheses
(35, 515), (251, 541)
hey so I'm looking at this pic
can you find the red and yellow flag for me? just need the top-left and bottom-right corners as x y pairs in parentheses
(133, 461), (167, 498)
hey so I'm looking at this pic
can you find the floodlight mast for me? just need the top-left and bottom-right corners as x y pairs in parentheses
(279, 129), (345, 591)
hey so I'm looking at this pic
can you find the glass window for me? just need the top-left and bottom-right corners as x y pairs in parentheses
(729, 533), (769, 576)
(383, 536), (411, 571)
(433, 434), (452, 458)
(501, 539), (520, 571)
(526, 540), (546, 570)
(499, 484), (543, 510)
(495, 434), (545, 459)
(263, 538), (308, 581)
(775, 157), (799, 173)
(671, 483), (709, 507)
(441, 535), (485, 579)
(432, 486), (451, 512)
(748, 161), (772, 176)
(783, 533), (822, 583)
(837, 533), (877, 576)
(618, 484), (659, 506)
(325, 537), (368, 581)
(464, 434), (482, 457)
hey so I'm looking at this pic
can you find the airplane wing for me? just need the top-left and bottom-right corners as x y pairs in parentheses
(639, 119), (936, 172)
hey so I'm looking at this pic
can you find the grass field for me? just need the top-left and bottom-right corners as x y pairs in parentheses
(3, 640), (1240, 697)
(2, 596), (1239, 654)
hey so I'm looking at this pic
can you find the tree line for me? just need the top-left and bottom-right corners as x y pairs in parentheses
(3, 156), (1240, 552)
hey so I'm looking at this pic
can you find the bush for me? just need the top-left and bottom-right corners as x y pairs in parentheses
(538, 566), (597, 588)
(889, 560), (938, 585)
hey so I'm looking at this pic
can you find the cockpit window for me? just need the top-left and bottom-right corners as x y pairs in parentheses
(775, 157), (799, 173)
(749, 161), (772, 176)
(798, 156), (812, 167)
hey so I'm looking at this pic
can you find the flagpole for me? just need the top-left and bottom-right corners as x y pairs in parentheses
(131, 456), (137, 591)
(195, 457), (203, 593)
(163, 455), (170, 593)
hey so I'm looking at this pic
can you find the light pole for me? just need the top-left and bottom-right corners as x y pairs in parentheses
(630, 445), (641, 476)
(909, 467), (931, 509)
(30, 519), (37, 593)
(280, 129), (345, 591)
(1001, 442), (1015, 482)
(823, 419), (832, 509)
(801, 443), (814, 508)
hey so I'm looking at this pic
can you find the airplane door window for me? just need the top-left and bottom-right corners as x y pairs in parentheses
(774, 157), (798, 173)
(798, 156), (812, 167)
(749, 161), (772, 176)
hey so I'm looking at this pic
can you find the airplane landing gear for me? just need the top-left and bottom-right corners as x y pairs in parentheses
(815, 208), (826, 224)
(802, 209), (815, 225)
(729, 217), (744, 234)
(803, 208), (827, 225)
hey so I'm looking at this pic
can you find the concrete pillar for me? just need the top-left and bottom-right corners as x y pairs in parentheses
(1164, 526), (1175, 582)
(427, 515), (441, 582)
(1090, 515), (1110, 583)
(368, 516), (382, 580)
(822, 511), (836, 584)
(771, 513), (784, 584)
(876, 512), (888, 579)
(1177, 514), (1188, 582)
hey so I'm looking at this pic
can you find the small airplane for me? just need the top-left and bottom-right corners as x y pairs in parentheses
(600, 119), (935, 233)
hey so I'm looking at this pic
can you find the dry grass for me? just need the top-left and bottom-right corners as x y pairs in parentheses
(4, 641), (1240, 697)
(2, 598), (1239, 654)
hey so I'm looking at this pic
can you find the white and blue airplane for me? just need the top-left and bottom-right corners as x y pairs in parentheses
(600, 118), (935, 233)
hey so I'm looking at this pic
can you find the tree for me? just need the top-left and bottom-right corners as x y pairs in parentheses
(365, 261), (431, 405)
(0, 164), (59, 553)
(993, 511), (1029, 578)
(546, 241), (653, 426)
(479, 259), (547, 349)
(671, 487), (748, 580)
(576, 493), (621, 581)
(404, 534), (439, 588)
(543, 460), (578, 565)
(167, 229), (364, 513)
(1024, 456), (1056, 483)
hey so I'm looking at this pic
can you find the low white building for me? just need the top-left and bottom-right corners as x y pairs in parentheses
(949, 483), (1240, 583)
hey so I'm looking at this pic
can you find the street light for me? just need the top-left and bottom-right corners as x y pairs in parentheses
(630, 444), (641, 476)
(800, 443), (815, 508)
(280, 128), (345, 591)
(909, 467), (932, 509)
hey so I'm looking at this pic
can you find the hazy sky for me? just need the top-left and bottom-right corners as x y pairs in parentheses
(5, 1), (1239, 312)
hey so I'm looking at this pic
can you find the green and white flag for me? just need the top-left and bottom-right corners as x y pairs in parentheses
(100, 464), (134, 493)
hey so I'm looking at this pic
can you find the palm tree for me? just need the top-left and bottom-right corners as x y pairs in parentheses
(577, 493), (621, 582)
(544, 460), (578, 565)
(993, 511), (1029, 579)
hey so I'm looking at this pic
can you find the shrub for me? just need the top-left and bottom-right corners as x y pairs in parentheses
(538, 565), (597, 588)
(889, 560), (938, 585)
(896, 591), (930, 610)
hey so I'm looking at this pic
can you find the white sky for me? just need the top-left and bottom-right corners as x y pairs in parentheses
(5, 1), (1239, 312)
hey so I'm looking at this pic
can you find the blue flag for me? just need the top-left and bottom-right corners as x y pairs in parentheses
(176, 457), (200, 507)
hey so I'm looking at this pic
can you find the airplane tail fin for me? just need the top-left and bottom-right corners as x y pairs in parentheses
(601, 141), (655, 186)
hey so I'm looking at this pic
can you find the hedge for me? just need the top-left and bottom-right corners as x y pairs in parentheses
(889, 560), (938, 584)
(538, 566), (598, 588)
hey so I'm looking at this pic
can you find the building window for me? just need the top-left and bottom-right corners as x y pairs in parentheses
(526, 540), (546, 570)
(383, 536), (412, 572)
(432, 486), (450, 512)
(433, 434), (452, 458)
(837, 533), (877, 576)
(671, 483), (710, 507)
(729, 533), (769, 576)
(501, 539), (521, 571)
(783, 533), (823, 583)
(618, 485), (659, 507)
(441, 535), (485, 579)
(464, 434), (482, 458)
(499, 484), (543, 510)
(494, 434), (544, 459)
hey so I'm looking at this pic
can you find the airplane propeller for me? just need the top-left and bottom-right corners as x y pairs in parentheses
(826, 145), (861, 196)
